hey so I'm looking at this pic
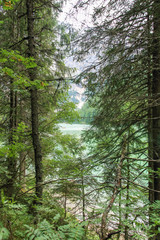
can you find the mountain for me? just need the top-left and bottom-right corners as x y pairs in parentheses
(69, 83), (85, 109)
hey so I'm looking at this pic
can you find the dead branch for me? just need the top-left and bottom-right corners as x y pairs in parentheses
(104, 230), (121, 239)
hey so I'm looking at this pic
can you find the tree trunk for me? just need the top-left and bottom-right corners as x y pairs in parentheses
(151, 0), (160, 238)
(82, 174), (86, 222)
(125, 118), (130, 240)
(118, 186), (122, 239)
(19, 99), (26, 191)
(7, 79), (17, 198)
(147, 8), (155, 239)
(6, 11), (18, 199)
(26, 0), (43, 201)
(19, 152), (26, 191)
(30, 89), (43, 200)
(124, 158), (130, 240)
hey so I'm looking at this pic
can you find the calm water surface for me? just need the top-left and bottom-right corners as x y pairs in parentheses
(58, 123), (90, 136)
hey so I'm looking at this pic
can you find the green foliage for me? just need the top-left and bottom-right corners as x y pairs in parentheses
(73, 0), (157, 238)
(1, 0), (20, 9)
(148, 200), (160, 237)
(24, 220), (57, 240)
(2, 0), (159, 239)
(0, 222), (10, 240)
(0, 49), (37, 69)
(24, 219), (85, 240)
(0, 121), (30, 159)
(0, 196), (89, 240)
(0, 0), (91, 239)
(0, 200), (34, 239)
(0, 49), (43, 90)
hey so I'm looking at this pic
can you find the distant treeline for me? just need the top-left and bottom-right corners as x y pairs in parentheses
(77, 102), (95, 124)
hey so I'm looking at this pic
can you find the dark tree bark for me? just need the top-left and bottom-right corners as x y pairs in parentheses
(6, 10), (19, 199)
(82, 174), (86, 222)
(147, 7), (155, 239)
(7, 79), (17, 198)
(19, 99), (26, 191)
(26, 0), (43, 201)
(103, 230), (121, 240)
(151, 0), (160, 238)
(125, 131), (130, 240)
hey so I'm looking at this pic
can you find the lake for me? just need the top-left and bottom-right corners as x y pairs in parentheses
(58, 123), (90, 136)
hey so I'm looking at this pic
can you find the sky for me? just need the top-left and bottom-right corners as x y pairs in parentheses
(58, 0), (106, 108)
(58, 0), (95, 30)
(58, 1), (88, 108)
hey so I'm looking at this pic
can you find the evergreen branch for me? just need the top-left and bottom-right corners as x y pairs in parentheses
(9, 37), (29, 49)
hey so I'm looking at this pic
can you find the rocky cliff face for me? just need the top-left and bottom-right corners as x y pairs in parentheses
(69, 83), (85, 108)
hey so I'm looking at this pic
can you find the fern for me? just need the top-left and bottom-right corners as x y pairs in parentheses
(58, 221), (85, 240)
(24, 219), (85, 240)
(24, 220), (58, 240)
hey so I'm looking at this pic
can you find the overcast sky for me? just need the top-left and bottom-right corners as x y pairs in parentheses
(58, 0), (96, 30)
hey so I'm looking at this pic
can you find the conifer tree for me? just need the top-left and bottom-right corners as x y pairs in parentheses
(0, 0), (74, 202)
(74, 0), (160, 238)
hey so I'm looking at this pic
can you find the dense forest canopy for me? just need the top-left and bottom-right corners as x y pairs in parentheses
(0, 0), (160, 240)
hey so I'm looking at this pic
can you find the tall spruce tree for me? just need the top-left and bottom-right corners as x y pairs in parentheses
(0, 0), (73, 202)
(74, 0), (160, 238)
(26, 0), (43, 201)
(151, 0), (160, 238)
